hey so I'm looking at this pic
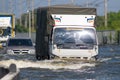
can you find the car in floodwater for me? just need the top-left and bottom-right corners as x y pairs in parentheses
(5, 38), (35, 54)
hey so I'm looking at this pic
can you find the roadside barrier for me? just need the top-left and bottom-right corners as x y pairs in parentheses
(1, 63), (20, 80)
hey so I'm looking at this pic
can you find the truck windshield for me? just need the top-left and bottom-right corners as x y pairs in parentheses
(53, 27), (97, 45)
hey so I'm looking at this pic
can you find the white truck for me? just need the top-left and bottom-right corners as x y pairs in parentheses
(0, 14), (15, 48)
(36, 5), (98, 60)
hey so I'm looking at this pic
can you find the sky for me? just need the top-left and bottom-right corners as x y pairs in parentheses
(0, 0), (120, 17)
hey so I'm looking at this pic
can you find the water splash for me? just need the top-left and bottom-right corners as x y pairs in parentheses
(0, 59), (96, 70)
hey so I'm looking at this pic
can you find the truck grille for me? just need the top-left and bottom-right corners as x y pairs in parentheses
(57, 44), (94, 49)
(13, 49), (29, 54)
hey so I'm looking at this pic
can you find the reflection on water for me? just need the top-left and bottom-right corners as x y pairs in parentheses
(0, 45), (120, 80)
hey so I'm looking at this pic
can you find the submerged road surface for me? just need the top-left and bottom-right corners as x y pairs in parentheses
(0, 45), (120, 80)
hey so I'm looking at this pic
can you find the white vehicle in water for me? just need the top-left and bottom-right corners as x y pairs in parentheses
(0, 14), (15, 48)
(36, 5), (98, 60)
(51, 26), (98, 60)
(6, 38), (35, 54)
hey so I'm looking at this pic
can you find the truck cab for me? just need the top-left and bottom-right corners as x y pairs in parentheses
(50, 26), (98, 60)
(0, 14), (15, 48)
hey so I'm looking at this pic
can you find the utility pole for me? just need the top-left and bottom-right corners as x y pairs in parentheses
(29, 11), (31, 38)
(19, 0), (22, 26)
(48, 0), (51, 7)
(104, 0), (108, 27)
(87, 0), (89, 7)
(25, 13), (28, 28)
(71, 0), (74, 4)
(31, 0), (34, 31)
(9, 0), (14, 13)
(27, 0), (31, 38)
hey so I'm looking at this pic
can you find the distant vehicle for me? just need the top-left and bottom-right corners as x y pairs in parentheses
(5, 38), (35, 54)
(36, 5), (98, 60)
(0, 14), (15, 48)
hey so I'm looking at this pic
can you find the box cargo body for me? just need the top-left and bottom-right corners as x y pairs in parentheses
(36, 5), (98, 60)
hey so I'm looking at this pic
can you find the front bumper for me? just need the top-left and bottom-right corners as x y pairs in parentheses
(50, 46), (98, 60)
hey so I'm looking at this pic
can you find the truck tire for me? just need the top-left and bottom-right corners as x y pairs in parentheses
(90, 55), (98, 61)
(47, 54), (50, 60)
(36, 55), (50, 60)
(36, 55), (42, 60)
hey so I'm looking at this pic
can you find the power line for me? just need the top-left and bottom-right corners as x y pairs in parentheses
(93, 0), (109, 7)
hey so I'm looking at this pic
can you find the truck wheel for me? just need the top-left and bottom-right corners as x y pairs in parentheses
(90, 56), (98, 61)
(47, 55), (50, 60)
(36, 55), (42, 60)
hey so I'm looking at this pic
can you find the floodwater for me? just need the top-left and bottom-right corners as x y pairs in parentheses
(0, 45), (120, 80)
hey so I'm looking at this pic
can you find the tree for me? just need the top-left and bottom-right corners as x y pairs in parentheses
(97, 11), (120, 30)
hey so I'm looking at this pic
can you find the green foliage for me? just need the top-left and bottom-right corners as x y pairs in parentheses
(15, 24), (29, 33)
(97, 11), (120, 30)
(96, 26), (112, 30)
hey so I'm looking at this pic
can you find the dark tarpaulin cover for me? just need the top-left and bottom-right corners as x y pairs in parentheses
(37, 4), (96, 15)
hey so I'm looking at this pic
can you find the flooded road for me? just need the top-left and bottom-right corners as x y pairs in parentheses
(0, 45), (120, 80)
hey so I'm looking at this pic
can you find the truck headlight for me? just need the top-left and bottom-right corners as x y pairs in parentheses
(53, 44), (57, 49)
(7, 49), (14, 54)
(29, 49), (35, 54)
